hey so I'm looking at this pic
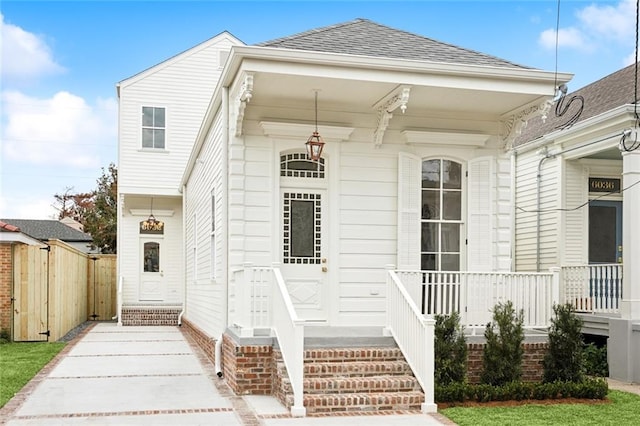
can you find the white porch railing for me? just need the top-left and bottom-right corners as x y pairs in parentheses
(561, 264), (623, 314)
(386, 267), (437, 413)
(395, 270), (559, 330)
(232, 263), (306, 417)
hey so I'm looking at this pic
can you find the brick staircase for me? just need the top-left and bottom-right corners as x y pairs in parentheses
(275, 345), (425, 415)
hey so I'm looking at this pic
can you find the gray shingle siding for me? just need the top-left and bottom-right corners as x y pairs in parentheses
(256, 18), (532, 69)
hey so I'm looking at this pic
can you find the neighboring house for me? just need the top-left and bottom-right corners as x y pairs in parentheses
(1, 219), (95, 254)
(512, 62), (640, 383)
(117, 19), (573, 415)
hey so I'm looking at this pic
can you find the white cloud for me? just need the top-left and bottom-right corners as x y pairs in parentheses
(1, 90), (117, 168)
(578, 0), (636, 42)
(539, 27), (590, 51)
(0, 13), (65, 83)
(538, 0), (637, 53)
(0, 194), (58, 220)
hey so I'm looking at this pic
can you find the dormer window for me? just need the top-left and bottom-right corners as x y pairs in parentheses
(142, 106), (165, 149)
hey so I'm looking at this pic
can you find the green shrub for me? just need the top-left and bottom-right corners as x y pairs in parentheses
(481, 301), (524, 386)
(435, 378), (608, 403)
(0, 328), (9, 344)
(434, 312), (468, 385)
(543, 303), (585, 383)
(583, 342), (608, 377)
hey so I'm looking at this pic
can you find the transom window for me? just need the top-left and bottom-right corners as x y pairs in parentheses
(280, 153), (325, 178)
(142, 106), (165, 149)
(421, 159), (462, 271)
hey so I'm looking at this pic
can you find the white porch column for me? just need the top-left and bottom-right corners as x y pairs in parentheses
(621, 149), (640, 320)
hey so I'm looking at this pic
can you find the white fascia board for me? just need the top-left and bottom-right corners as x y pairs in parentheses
(0, 233), (44, 246)
(234, 49), (568, 96)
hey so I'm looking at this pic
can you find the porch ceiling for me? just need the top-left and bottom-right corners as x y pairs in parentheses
(248, 71), (550, 118)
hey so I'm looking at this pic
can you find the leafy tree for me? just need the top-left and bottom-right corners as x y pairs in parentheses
(481, 301), (525, 386)
(543, 303), (585, 383)
(54, 163), (117, 253)
(434, 311), (468, 385)
(54, 187), (94, 222)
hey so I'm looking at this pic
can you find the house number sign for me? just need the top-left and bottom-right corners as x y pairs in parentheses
(588, 178), (620, 193)
(139, 220), (164, 234)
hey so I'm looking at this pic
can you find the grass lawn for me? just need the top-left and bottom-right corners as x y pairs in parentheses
(441, 390), (640, 426)
(0, 342), (66, 408)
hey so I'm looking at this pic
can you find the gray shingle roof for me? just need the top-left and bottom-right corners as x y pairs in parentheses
(1, 219), (93, 242)
(256, 18), (532, 69)
(514, 62), (640, 146)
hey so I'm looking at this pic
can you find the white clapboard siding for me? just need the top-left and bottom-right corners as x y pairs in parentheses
(467, 157), (494, 271)
(183, 107), (226, 337)
(119, 34), (241, 193)
(514, 150), (560, 271)
(563, 160), (588, 264)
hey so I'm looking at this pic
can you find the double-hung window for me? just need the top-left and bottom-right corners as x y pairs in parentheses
(142, 106), (165, 149)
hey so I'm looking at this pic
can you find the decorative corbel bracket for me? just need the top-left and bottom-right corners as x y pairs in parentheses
(234, 72), (254, 137)
(372, 85), (411, 147)
(500, 98), (552, 150)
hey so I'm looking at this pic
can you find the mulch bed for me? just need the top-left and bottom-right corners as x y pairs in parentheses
(438, 397), (611, 408)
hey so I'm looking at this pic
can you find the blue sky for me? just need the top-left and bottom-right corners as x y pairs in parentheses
(1, 0), (638, 219)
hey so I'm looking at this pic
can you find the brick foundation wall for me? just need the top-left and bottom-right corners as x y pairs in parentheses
(121, 307), (181, 326)
(0, 244), (12, 337)
(467, 342), (548, 383)
(181, 318), (217, 367)
(222, 333), (274, 395)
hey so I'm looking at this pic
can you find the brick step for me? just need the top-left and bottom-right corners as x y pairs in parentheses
(301, 360), (413, 377)
(287, 391), (425, 415)
(302, 347), (405, 362)
(304, 375), (420, 394)
(280, 374), (420, 394)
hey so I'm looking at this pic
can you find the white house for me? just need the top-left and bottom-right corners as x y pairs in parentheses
(512, 63), (640, 384)
(117, 19), (574, 415)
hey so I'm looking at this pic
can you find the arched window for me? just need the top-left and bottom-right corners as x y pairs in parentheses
(421, 159), (462, 271)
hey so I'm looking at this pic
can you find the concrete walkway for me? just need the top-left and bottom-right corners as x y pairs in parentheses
(1, 322), (450, 426)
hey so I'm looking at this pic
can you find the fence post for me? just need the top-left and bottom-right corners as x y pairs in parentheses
(550, 267), (561, 308)
(383, 264), (395, 337)
(422, 315), (437, 413)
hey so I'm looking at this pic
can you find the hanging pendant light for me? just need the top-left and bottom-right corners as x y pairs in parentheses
(305, 91), (325, 161)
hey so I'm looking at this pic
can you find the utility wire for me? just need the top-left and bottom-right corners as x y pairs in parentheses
(516, 179), (640, 213)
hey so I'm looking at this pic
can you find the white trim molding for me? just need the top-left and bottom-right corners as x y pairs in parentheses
(500, 99), (552, 149)
(402, 130), (490, 147)
(260, 121), (354, 142)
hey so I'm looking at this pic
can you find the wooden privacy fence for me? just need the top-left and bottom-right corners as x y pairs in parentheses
(11, 240), (116, 342)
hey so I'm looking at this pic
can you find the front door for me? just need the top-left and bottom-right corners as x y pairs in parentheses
(280, 189), (328, 322)
(140, 239), (164, 301)
(588, 200), (622, 263)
